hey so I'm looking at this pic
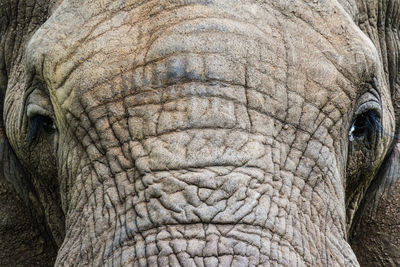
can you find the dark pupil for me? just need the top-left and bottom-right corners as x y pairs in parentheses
(26, 115), (55, 145)
(352, 112), (380, 140)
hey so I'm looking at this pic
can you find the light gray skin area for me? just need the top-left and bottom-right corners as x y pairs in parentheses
(1, 0), (400, 266)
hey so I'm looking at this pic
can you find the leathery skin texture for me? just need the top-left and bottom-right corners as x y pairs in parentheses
(2, 0), (398, 266)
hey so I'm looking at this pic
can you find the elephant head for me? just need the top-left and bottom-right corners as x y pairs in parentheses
(1, 0), (400, 265)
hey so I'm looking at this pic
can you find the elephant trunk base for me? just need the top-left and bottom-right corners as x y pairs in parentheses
(54, 167), (359, 266)
(101, 224), (301, 266)
(57, 222), (358, 266)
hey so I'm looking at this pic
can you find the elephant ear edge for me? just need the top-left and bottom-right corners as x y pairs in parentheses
(350, 141), (400, 265)
(0, 0), (61, 265)
(350, 0), (400, 265)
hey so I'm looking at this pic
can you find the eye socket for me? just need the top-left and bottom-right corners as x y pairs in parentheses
(26, 115), (57, 145)
(348, 110), (381, 143)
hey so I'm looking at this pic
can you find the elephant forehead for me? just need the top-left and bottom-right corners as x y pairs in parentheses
(26, 0), (379, 117)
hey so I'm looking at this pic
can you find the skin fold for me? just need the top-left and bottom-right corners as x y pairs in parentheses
(1, 0), (400, 266)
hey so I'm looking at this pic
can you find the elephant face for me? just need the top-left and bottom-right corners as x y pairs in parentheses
(2, 0), (400, 265)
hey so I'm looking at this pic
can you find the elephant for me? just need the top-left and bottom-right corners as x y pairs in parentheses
(1, 0), (400, 265)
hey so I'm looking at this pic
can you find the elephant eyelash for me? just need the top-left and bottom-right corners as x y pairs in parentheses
(352, 112), (380, 135)
(349, 111), (385, 143)
(349, 110), (400, 147)
(26, 115), (56, 146)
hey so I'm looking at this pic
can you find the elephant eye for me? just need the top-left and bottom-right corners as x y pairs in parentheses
(26, 115), (57, 145)
(348, 110), (381, 143)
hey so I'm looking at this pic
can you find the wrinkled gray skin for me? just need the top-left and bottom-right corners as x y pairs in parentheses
(1, 0), (400, 266)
